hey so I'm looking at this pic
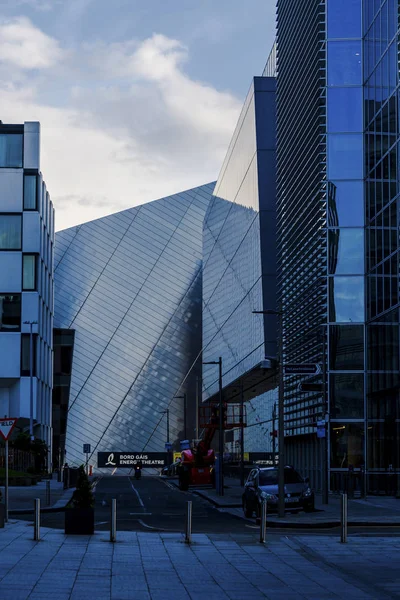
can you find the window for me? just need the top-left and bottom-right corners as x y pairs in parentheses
(0, 134), (23, 168)
(328, 229), (364, 274)
(23, 254), (37, 291)
(329, 276), (365, 322)
(330, 423), (364, 468)
(330, 324), (364, 370)
(0, 294), (21, 331)
(21, 333), (37, 376)
(0, 214), (22, 250)
(23, 175), (37, 210)
(330, 373), (364, 418)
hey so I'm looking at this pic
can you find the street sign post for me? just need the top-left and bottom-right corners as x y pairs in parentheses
(83, 444), (91, 475)
(284, 364), (321, 375)
(316, 420), (326, 439)
(0, 418), (18, 523)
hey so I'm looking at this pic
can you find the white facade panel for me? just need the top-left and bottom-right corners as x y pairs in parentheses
(21, 293), (40, 326)
(23, 212), (40, 252)
(0, 333), (20, 377)
(0, 170), (23, 211)
(19, 377), (37, 419)
(0, 253), (21, 292)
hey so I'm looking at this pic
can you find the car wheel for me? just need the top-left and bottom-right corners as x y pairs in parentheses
(243, 499), (253, 518)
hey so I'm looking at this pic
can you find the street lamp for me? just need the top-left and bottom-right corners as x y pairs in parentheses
(174, 394), (187, 440)
(159, 409), (171, 465)
(203, 357), (224, 496)
(253, 309), (285, 518)
(23, 320), (38, 442)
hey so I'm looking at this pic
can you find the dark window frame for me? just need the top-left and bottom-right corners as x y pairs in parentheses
(21, 333), (37, 376)
(23, 171), (39, 211)
(22, 253), (38, 291)
(0, 293), (21, 332)
(0, 213), (22, 251)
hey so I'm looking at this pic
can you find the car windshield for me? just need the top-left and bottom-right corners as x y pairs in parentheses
(258, 469), (304, 486)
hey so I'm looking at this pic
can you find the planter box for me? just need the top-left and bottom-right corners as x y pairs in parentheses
(0, 504), (4, 528)
(65, 507), (94, 535)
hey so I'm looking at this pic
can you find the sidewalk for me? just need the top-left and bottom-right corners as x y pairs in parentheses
(6, 475), (99, 515)
(177, 477), (400, 527)
(0, 519), (399, 599)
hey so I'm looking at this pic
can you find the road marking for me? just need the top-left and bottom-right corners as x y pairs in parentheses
(95, 521), (109, 525)
(129, 512), (152, 516)
(111, 467), (117, 476)
(129, 478), (145, 508)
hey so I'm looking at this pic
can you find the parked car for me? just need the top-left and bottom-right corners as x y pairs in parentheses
(242, 465), (314, 518)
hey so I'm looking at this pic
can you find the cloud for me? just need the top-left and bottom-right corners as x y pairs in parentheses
(0, 16), (63, 68)
(0, 27), (242, 230)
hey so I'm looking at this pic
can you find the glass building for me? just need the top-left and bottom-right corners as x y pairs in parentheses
(0, 121), (54, 460)
(276, 0), (399, 492)
(202, 77), (278, 454)
(53, 184), (214, 468)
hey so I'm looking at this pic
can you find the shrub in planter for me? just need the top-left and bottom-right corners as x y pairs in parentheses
(65, 466), (95, 535)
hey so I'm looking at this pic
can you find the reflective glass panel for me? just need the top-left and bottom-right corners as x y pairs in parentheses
(0, 215), (22, 249)
(327, 135), (363, 179)
(24, 175), (37, 210)
(327, 87), (363, 132)
(328, 229), (364, 274)
(23, 255), (36, 290)
(21, 333), (37, 376)
(327, 41), (362, 86)
(327, 0), (362, 38)
(0, 294), (21, 331)
(329, 276), (365, 322)
(330, 423), (364, 468)
(328, 181), (364, 226)
(367, 420), (400, 470)
(330, 324), (364, 370)
(0, 134), (23, 168)
(330, 373), (364, 418)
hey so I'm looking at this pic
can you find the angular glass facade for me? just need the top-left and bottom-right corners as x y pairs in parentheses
(203, 77), (277, 399)
(276, 0), (400, 493)
(54, 184), (214, 467)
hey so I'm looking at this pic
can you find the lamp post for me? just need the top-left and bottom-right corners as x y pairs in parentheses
(203, 357), (224, 496)
(160, 409), (170, 465)
(23, 320), (37, 441)
(174, 394), (187, 440)
(253, 309), (285, 518)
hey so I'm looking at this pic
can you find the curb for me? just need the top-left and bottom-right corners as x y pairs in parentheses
(193, 489), (242, 509)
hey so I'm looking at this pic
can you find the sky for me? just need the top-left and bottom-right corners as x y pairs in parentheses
(0, 0), (275, 230)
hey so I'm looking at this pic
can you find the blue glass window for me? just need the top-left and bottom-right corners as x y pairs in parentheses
(328, 41), (362, 86)
(327, 0), (362, 38)
(327, 87), (363, 133)
(328, 229), (364, 274)
(0, 134), (23, 168)
(327, 135), (363, 179)
(329, 276), (365, 322)
(328, 181), (364, 226)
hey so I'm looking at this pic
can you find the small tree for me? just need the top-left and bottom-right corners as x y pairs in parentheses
(70, 466), (94, 509)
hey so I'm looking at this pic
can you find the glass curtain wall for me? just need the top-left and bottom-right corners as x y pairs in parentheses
(326, 0), (366, 483)
(365, 0), (400, 494)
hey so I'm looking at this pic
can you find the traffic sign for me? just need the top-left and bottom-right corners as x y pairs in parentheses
(0, 418), (17, 441)
(284, 363), (321, 375)
(83, 444), (91, 454)
(298, 382), (324, 393)
(98, 452), (167, 468)
(316, 420), (326, 439)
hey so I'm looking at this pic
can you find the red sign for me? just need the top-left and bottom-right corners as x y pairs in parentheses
(0, 418), (18, 441)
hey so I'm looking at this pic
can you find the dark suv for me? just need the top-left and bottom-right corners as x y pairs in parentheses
(242, 465), (314, 517)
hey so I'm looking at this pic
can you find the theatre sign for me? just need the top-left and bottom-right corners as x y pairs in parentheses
(97, 452), (166, 468)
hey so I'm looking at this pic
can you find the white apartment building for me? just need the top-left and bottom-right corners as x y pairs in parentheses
(0, 121), (54, 457)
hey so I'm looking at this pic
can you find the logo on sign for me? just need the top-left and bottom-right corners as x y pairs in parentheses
(105, 453), (116, 466)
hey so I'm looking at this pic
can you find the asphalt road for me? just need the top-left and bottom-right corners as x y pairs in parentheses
(12, 474), (400, 538)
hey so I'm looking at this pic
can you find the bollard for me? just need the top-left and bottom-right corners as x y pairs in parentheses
(259, 500), (267, 544)
(34, 498), (40, 541)
(46, 480), (51, 506)
(185, 501), (192, 544)
(110, 498), (117, 543)
(340, 493), (347, 543)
